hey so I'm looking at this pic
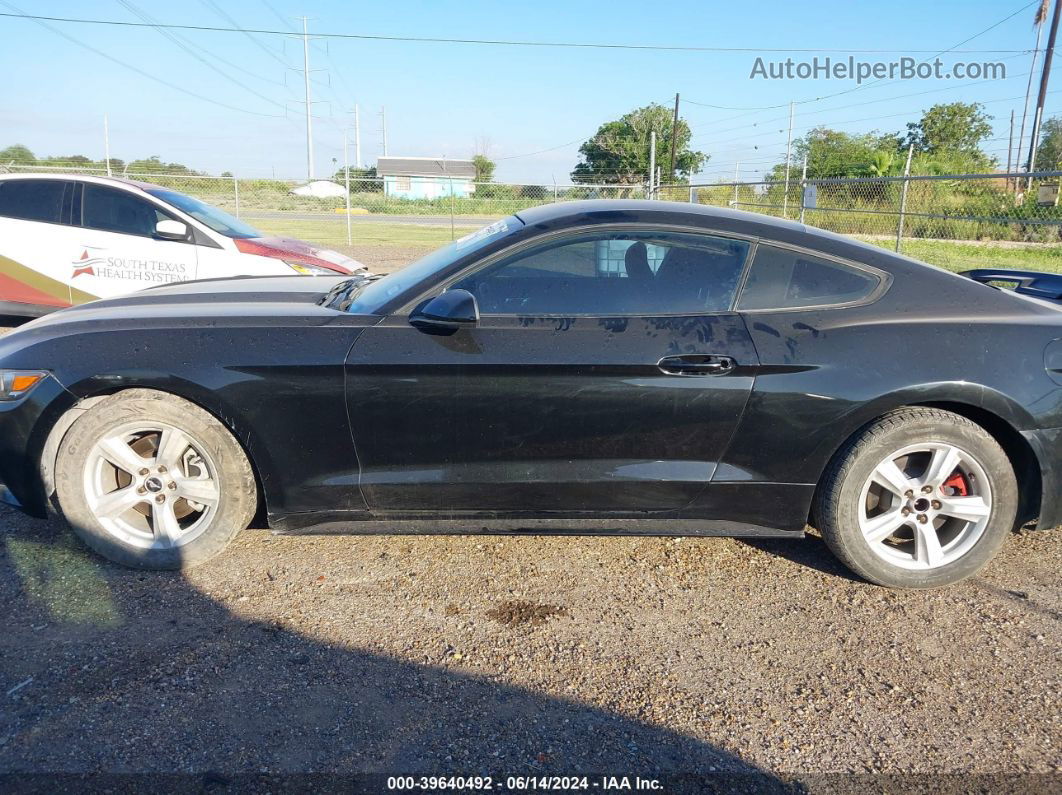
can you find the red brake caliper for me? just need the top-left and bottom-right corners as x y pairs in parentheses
(941, 472), (969, 497)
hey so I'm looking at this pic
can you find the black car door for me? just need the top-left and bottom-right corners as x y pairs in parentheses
(345, 226), (760, 514)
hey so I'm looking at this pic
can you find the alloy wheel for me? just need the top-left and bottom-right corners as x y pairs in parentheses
(82, 421), (220, 550)
(857, 442), (992, 570)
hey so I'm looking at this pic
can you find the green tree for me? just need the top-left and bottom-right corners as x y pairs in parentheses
(1035, 116), (1062, 171)
(126, 155), (202, 175)
(42, 154), (92, 166)
(571, 103), (707, 184)
(768, 128), (901, 180)
(472, 154), (495, 182)
(0, 144), (36, 164)
(906, 102), (993, 158)
(331, 166), (381, 192)
(867, 150), (897, 177)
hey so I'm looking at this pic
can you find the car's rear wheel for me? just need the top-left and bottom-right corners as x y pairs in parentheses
(55, 390), (256, 569)
(815, 407), (1017, 588)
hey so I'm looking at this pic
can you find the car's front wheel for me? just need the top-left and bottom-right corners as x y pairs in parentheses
(55, 389), (257, 569)
(815, 407), (1017, 588)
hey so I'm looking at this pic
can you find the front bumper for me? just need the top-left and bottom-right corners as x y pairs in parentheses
(1023, 427), (1062, 530)
(0, 375), (76, 517)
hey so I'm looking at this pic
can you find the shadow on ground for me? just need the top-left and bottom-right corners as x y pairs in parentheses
(740, 532), (863, 584)
(0, 514), (792, 791)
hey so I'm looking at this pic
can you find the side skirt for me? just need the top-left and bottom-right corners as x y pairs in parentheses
(269, 515), (803, 538)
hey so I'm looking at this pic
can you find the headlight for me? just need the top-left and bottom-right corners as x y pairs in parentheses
(0, 370), (48, 401)
(284, 260), (336, 275)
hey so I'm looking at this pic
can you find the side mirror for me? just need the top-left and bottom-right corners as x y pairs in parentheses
(410, 289), (479, 335)
(155, 219), (189, 241)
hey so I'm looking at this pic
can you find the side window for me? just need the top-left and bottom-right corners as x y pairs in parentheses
(452, 230), (750, 316)
(0, 180), (67, 223)
(737, 245), (881, 310)
(81, 184), (173, 238)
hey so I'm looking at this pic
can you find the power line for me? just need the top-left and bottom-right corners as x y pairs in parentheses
(696, 87), (1053, 150)
(688, 61), (1031, 143)
(682, 1), (1039, 113)
(116, 0), (290, 107)
(0, 11), (1038, 53)
(257, 0), (297, 32)
(0, 0), (283, 118)
(197, 0), (289, 67)
(699, 90), (1062, 155)
(498, 3), (1039, 164)
(118, 0), (288, 87)
(498, 138), (589, 160)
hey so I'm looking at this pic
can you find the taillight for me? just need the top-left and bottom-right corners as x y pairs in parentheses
(234, 239), (350, 274)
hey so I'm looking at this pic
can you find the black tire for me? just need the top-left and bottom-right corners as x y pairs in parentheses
(814, 407), (1017, 589)
(54, 389), (257, 570)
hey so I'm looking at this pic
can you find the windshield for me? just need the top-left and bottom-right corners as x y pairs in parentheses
(147, 188), (262, 239)
(338, 217), (522, 314)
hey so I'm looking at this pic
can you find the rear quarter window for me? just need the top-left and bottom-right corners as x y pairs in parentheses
(737, 244), (881, 310)
(0, 179), (67, 223)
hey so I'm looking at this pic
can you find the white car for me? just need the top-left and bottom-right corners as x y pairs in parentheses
(0, 173), (367, 316)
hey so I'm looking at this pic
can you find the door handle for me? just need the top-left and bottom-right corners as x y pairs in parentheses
(657, 354), (737, 376)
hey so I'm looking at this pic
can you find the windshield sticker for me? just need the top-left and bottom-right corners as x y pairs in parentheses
(454, 218), (510, 251)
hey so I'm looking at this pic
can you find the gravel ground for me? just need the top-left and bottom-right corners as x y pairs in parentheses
(0, 507), (1058, 787)
(0, 322), (1059, 787)
(347, 244), (430, 274)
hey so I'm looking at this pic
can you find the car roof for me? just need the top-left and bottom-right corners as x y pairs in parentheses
(0, 172), (157, 191)
(516, 199), (810, 234)
(513, 198), (892, 260)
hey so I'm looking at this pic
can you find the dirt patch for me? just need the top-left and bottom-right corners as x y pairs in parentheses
(329, 244), (430, 274)
(486, 599), (568, 628)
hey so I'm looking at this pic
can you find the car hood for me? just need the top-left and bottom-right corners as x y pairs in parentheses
(0, 275), (374, 353)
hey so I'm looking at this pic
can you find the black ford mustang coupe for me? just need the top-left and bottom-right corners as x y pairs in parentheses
(1, 201), (1060, 587)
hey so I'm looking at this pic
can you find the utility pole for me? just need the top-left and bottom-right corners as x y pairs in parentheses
(1007, 109), (1015, 191)
(782, 101), (794, 218)
(1028, 0), (1062, 179)
(896, 143), (915, 253)
(1018, 22), (1044, 176)
(343, 126), (352, 246)
(668, 92), (680, 184)
(103, 114), (112, 177)
(798, 153), (808, 224)
(299, 16), (315, 181)
(649, 130), (657, 199)
(380, 106), (388, 157)
(354, 103), (362, 169)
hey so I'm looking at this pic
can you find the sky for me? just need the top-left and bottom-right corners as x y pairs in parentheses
(0, 0), (1057, 184)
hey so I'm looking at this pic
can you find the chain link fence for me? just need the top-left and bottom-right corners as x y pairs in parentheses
(0, 164), (649, 252)
(6, 163), (1062, 256)
(680, 171), (1062, 251)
